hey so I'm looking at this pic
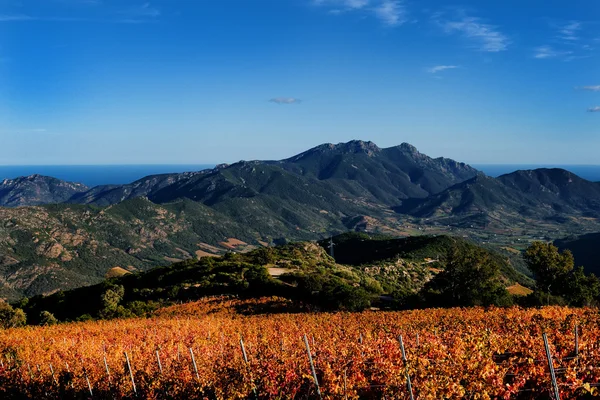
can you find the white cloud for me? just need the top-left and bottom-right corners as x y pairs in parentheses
(427, 65), (459, 74)
(578, 85), (600, 91)
(588, 106), (600, 112)
(1, 128), (48, 134)
(315, 0), (407, 27)
(122, 3), (160, 18)
(0, 14), (34, 21)
(269, 98), (302, 105)
(533, 45), (572, 59)
(559, 21), (582, 41)
(373, 1), (406, 27)
(439, 15), (508, 52)
(314, 0), (369, 11)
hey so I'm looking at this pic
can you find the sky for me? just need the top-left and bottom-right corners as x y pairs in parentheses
(0, 0), (599, 165)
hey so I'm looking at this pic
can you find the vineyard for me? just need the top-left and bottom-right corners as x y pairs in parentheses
(1, 297), (599, 399)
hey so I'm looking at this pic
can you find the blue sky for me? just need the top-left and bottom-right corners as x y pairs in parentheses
(1, 0), (599, 165)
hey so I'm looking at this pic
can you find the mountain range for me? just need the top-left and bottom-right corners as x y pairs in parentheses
(1, 140), (599, 299)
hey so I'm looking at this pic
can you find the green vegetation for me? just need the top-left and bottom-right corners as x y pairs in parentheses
(0, 303), (26, 329)
(17, 241), (385, 323)
(12, 234), (551, 326)
(3, 142), (600, 304)
(521, 241), (600, 307)
(420, 245), (513, 307)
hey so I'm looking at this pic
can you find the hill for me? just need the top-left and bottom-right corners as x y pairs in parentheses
(497, 168), (600, 216)
(555, 232), (600, 276)
(396, 169), (600, 231)
(320, 232), (533, 288)
(18, 241), (385, 323)
(17, 234), (530, 323)
(0, 175), (88, 207)
(62, 140), (477, 209)
(2, 142), (600, 300)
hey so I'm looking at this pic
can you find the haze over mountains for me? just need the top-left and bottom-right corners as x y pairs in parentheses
(1, 140), (600, 300)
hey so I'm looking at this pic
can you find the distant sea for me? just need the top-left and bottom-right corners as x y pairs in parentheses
(473, 165), (600, 182)
(2, 164), (600, 188)
(0, 165), (215, 187)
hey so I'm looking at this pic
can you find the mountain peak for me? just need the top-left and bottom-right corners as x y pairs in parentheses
(0, 175), (89, 207)
(321, 140), (381, 155)
(397, 142), (419, 154)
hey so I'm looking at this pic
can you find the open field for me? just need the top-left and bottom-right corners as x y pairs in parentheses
(0, 298), (598, 399)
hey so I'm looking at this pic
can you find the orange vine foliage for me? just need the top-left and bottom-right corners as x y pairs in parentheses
(0, 297), (598, 399)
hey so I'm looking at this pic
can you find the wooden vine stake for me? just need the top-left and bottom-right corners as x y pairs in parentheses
(343, 369), (348, 400)
(189, 348), (200, 380)
(543, 333), (560, 400)
(49, 363), (58, 386)
(240, 337), (258, 399)
(303, 334), (322, 400)
(574, 325), (579, 357)
(64, 362), (74, 389)
(156, 349), (163, 375)
(398, 335), (415, 400)
(124, 351), (137, 395)
(81, 359), (93, 397)
(102, 353), (111, 382)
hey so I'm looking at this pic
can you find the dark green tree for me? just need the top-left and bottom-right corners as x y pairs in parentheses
(0, 303), (27, 329)
(524, 242), (574, 295)
(39, 311), (58, 326)
(564, 267), (600, 306)
(424, 245), (512, 307)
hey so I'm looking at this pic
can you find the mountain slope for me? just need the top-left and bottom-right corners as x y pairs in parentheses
(395, 174), (534, 218)
(555, 232), (600, 276)
(64, 140), (478, 208)
(397, 169), (600, 224)
(498, 169), (600, 216)
(0, 175), (88, 207)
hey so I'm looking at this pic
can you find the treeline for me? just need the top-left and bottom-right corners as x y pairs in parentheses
(400, 241), (599, 309)
(5, 244), (383, 325)
(1, 239), (598, 328)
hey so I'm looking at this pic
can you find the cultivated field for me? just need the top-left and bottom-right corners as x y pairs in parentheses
(0, 298), (598, 399)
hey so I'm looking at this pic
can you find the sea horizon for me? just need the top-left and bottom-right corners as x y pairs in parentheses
(2, 163), (600, 187)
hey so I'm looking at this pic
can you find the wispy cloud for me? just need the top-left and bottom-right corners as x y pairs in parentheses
(314, 0), (369, 10)
(373, 1), (406, 26)
(269, 98), (302, 105)
(533, 45), (572, 59)
(0, 14), (34, 22)
(122, 2), (160, 18)
(0, 2), (160, 24)
(577, 85), (600, 92)
(559, 21), (582, 41)
(1, 128), (48, 134)
(437, 13), (508, 52)
(587, 106), (600, 112)
(315, 0), (407, 27)
(427, 65), (459, 74)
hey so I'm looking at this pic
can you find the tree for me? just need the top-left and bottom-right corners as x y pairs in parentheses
(564, 267), (600, 306)
(424, 245), (512, 307)
(524, 242), (574, 295)
(100, 285), (125, 318)
(0, 303), (27, 329)
(39, 311), (58, 326)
